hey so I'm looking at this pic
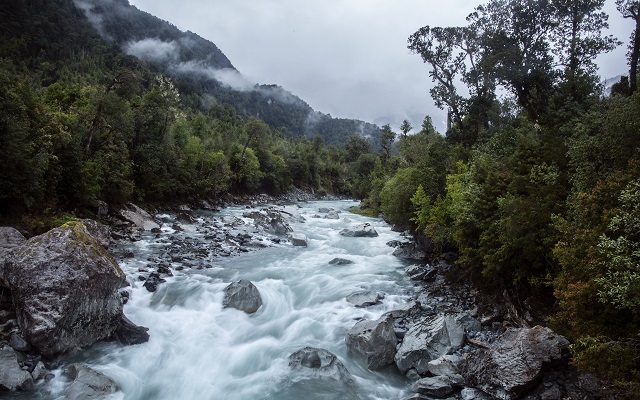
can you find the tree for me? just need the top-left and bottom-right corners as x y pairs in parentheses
(617, 0), (640, 93)
(343, 134), (372, 163)
(380, 124), (396, 163)
(400, 119), (413, 137)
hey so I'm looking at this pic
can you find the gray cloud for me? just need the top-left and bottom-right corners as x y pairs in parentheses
(127, 0), (634, 133)
(124, 38), (178, 62)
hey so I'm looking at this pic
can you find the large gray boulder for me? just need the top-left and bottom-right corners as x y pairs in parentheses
(462, 325), (570, 400)
(0, 227), (26, 251)
(345, 314), (397, 370)
(78, 219), (111, 249)
(411, 375), (464, 397)
(119, 203), (160, 231)
(3, 222), (129, 358)
(64, 364), (118, 400)
(288, 347), (353, 383)
(289, 232), (308, 247)
(0, 346), (33, 391)
(222, 280), (263, 314)
(339, 223), (378, 237)
(395, 314), (466, 375)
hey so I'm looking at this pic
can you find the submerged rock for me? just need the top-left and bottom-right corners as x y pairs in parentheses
(0, 346), (33, 391)
(288, 347), (353, 383)
(462, 325), (570, 400)
(64, 364), (118, 400)
(3, 222), (128, 358)
(345, 314), (397, 370)
(346, 291), (384, 308)
(328, 258), (354, 265)
(111, 315), (149, 345)
(339, 223), (378, 237)
(289, 232), (308, 247)
(222, 280), (263, 314)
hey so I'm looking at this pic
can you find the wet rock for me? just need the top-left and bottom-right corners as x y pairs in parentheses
(393, 242), (427, 260)
(143, 273), (165, 292)
(459, 387), (492, 400)
(0, 346), (33, 391)
(405, 264), (437, 281)
(427, 355), (462, 377)
(345, 314), (397, 370)
(339, 223), (378, 237)
(461, 326), (570, 400)
(9, 332), (31, 352)
(288, 347), (353, 383)
(119, 203), (160, 231)
(111, 315), (149, 345)
(324, 210), (341, 219)
(3, 222), (127, 358)
(346, 291), (384, 308)
(289, 232), (308, 247)
(411, 375), (463, 397)
(176, 212), (196, 224)
(222, 280), (263, 314)
(395, 314), (466, 375)
(328, 258), (354, 265)
(64, 364), (118, 400)
(31, 361), (48, 381)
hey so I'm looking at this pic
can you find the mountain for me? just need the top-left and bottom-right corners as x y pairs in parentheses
(71, 0), (382, 148)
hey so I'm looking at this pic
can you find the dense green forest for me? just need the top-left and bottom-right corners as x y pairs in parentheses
(1, 0), (640, 396)
(350, 0), (640, 395)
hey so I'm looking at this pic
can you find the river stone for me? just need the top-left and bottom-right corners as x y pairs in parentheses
(111, 315), (150, 345)
(289, 232), (308, 247)
(346, 291), (384, 308)
(0, 346), (34, 391)
(222, 280), (263, 314)
(460, 387), (492, 400)
(31, 361), (48, 381)
(428, 354), (463, 377)
(395, 314), (466, 375)
(288, 347), (353, 383)
(462, 325), (570, 400)
(411, 375), (462, 397)
(64, 364), (118, 400)
(328, 258), (354, 265)
(345, 313), (397, 370)
(393, 242), (427, 260)
(3, 222), (128, 358)
(119, 203), (160, 231)
(339, 223), (378, 237)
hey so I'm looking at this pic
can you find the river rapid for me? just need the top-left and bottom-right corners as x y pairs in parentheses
(36, 200), (422, 400)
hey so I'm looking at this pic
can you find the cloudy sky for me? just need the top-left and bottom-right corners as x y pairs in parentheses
(128, 0), (634, 132)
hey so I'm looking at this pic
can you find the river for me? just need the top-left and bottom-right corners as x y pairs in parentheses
(35, 200), (420, 400)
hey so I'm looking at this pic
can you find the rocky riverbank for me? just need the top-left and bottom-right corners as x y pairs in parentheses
(0, 195), (618, 399)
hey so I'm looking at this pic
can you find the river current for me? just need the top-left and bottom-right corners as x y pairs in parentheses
(35, 200), (421, 399)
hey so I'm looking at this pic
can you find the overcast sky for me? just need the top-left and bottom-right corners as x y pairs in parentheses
(128, 0), (635, 132)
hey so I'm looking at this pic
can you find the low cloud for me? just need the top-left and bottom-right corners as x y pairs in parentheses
(172, 61), (256, 91)
(124, 38), (178, 63)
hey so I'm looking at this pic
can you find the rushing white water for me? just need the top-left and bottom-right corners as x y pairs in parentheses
(32, 200), (421, 400)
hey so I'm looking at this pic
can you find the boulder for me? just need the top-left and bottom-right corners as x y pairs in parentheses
(111, 315), (149, 345)
(395, 314), (466, 375)
(346, 291), (384, 308)
(411, 375), (463, 397)
(0, 227), (26, 251)
(328, 258), (354, 265)
(222, 280), (263, 314)
(78, 219), (111, 249)
(393, 242), (427, 260)
(427, 355), (463, 377)
(0, 346), (33, 391)
(462, 326), (570, 400)
(460, 388), (492, 400)
(64, 364), (118, 400)
(288, 347), (353, 383)
(176, 212), (196, 224)
(324, 210), (341, 219)
(143, 272), (166, 292)
(345, 314), (397, 370)
(119, 203), (160, 231)
(270, 216), (292, 235)
(31, 361), (48, 381)
(289, 233), (308, 247)
(339, 223), (378, 237)
(3, 222), (128, 358)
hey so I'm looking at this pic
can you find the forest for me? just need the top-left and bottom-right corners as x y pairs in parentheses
(1, 0), (640, 395)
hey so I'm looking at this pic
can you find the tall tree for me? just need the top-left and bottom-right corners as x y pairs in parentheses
(400, 119), (413, 138)
(616, 0), (640, 92)
(380, 124), (396, 163)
